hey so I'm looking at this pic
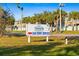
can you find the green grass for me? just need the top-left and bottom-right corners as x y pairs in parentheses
(0, 36), (79, 56)
(52, 31), (79, 34)
(62, 31), (79, 34)
(7, 30), (26, 34)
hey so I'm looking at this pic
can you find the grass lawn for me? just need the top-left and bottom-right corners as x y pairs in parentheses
(62, 31), (79, 34)
(52, 31), (79, 34)
(7, 30), (26, 34)
(0, 36), (79, 56)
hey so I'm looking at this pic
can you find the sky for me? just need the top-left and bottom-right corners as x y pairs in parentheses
(0, 3), (79, 21)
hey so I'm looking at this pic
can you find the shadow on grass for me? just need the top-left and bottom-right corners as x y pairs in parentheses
(67, 36), (79, 40)
(33, 39), (54, 42)
(4, 32), (26, 37)
(0, 42), (63, 56)
(0, 41), (79, 56)
(49, 45), (79, 56)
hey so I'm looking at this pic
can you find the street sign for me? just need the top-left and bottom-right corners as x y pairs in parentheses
(26, 23), (51, 43)
(26, 23), (50, 36)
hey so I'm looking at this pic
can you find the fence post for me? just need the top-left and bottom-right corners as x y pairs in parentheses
(65, 38), (68, 44)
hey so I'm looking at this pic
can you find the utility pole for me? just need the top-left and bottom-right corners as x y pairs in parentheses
(17, 4), (23, 31)
(21, 7), (23, 31)
(59, 3), (64, 32)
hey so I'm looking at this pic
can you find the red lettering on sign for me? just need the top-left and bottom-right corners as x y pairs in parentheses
(28, 32), (32, 34)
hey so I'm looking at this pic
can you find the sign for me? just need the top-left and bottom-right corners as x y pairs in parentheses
(26, 23), (50, 36)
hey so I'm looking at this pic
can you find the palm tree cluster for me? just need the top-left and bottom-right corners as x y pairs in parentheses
(22, 9), (67, 32)
(0, 7), (15, 36)
(22, 9), (79, 32)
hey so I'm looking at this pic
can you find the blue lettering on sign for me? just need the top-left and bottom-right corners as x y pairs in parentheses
(32, 32), (36, 35)
(43, 32), (49, 35)
(31, 32), (49, 35)
(37, 32), (42, 35)
(34, 25), (44, 31)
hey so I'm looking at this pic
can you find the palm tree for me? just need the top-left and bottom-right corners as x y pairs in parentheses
(34, 13), (42, 23)
(53, 9), (67, 32)
(23, 10), (67, 32)
(53, 9), (60, 32)
(44, 11), (54, 32)
(0, 7), (15, 36)
(0, 7), (7, 36)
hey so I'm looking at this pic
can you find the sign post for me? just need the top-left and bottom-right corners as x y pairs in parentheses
(46, 36), (48, 42)
(28, 35), (31, 43)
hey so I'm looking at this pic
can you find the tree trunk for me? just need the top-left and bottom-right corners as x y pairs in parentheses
(0, 27), (4, 37)
(76, 25), (78, 31)
(56, 16), (58, 32)
(0, 19), (6, 37)
(56, 20), (58, 32)
(72, 20), (74, 31)
(50, 23), (52, 32)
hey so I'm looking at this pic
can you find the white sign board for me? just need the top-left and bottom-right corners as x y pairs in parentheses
(26, 23), (50, 36)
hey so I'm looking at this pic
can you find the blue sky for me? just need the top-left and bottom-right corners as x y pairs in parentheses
(0, 3), (79, 21)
